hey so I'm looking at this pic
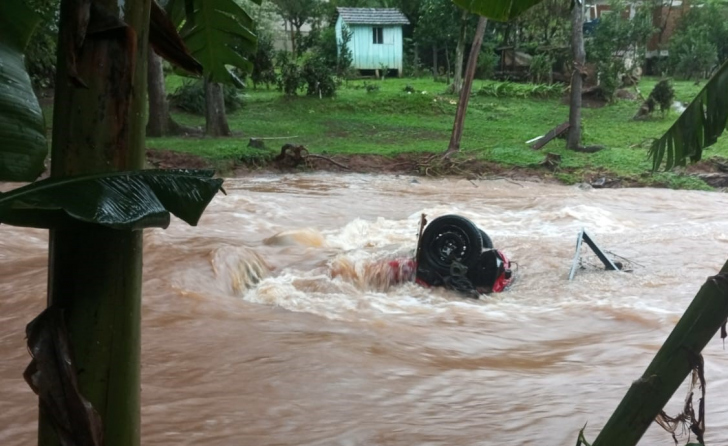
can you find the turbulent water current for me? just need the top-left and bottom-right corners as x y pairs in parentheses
(2, 174), (728, 445)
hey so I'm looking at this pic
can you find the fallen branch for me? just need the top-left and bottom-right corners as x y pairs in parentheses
(306, 154), (350, 170)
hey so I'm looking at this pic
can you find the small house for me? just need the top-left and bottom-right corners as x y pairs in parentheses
(335, 7), (410, 77)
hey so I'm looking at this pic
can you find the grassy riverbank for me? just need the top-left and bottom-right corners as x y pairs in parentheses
(43, 76), (728, 189)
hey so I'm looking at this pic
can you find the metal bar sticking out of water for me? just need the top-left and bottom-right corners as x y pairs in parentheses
(569, 228), (620, 281)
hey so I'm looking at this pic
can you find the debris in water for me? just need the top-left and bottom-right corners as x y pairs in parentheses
(568, 229), (622, 281)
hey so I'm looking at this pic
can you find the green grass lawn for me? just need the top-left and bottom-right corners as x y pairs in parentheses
(63, 74), (728, 189)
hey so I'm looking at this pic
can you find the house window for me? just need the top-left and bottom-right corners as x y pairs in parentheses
(372, 27), (383, 44)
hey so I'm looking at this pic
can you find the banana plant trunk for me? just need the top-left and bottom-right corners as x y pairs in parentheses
(592, 258), (728, 445)
(42, 0), (150, 445)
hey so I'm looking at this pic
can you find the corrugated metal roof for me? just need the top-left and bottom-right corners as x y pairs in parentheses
(336, 7), (410, 26)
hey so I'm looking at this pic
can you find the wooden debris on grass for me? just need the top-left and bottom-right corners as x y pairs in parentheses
(531, 122), (570, 150)
(273, 144), (350, 170)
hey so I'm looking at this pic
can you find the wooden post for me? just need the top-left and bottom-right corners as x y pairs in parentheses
(42, 0), (150, 445)
(591, 259), (728, 446)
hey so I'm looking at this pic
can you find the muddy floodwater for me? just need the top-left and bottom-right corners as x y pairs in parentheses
(2, 174), (728, 445)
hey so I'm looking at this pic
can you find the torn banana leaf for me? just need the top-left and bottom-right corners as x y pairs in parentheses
(0, 169), (224, 230)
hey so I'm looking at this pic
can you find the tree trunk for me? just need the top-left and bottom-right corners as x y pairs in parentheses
(290, 22), (298, 58)
(567, 0), (585, 150)
(283, 20), (289, 52)
(445, 16), (487, 156)
(591, 258), (728, 446)
(146, 50), (182, 137)
(43, 0), (149, 445)
(453, 9), (469, 95)
(204, 77), (231, 137)
(444, 43), (451, 86)
(432, 44), (438, 80)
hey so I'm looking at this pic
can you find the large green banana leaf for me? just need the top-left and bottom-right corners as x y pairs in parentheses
(0, 0), (48, 182)
(0, 170), (224, 230)
(649, 60), (728, 171)
(171, 0), (260, 85)
(451, 0), (546, 21)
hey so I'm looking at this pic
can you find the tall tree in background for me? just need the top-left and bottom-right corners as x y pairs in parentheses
(271, 0), (321, 57)
(452, 9), (470, 95)
(147, 51), (184, 136)
(567, 0), (585, 150)
(415, 0), (462, 81)
(445, 16), (488, 155)
(445, 0), (548, 156)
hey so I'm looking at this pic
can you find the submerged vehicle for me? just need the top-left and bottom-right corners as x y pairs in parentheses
(386, 214), (514, 297)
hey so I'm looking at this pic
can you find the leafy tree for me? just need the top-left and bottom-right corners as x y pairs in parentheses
(668, 25), (717, 80)
(414, 0), (465, 81)
(585, 0), (655, 101)
(515, 0), (570, 47)
(446, 0), (548, 155)
(665, 3), (728, 80)
(24, 0), (59, 89)
(251, 32), (278, 89)
(271, 0), (323, 57)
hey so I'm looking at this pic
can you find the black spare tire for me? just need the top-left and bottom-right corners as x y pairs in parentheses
(479, 229), (494, 250)
(418, 215), (483, 274)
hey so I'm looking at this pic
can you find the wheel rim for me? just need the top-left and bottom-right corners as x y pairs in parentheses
(428, 226), (473, 268)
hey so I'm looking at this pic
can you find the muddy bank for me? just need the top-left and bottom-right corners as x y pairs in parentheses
(146, 149), (728, 190)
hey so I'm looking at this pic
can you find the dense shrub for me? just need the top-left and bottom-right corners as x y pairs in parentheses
(475, 41), (499, 80)
(647, 79), (674, 113)
(276, 51), (303, 96)
(169, 80), (244, 115)
(301, 55), (337, 97)
(296, 25), (353, 77)
(668, 26), (717, 79)
(529, 53), (554, 84)
(668, 3), (728, 76)
(251, 33), (277, 89)
(25, 0), (59, 88)
(586, 0), (654, 101)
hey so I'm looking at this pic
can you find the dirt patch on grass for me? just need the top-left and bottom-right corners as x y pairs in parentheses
(146, 149), (211, 169)
(685, 157), (728, 174)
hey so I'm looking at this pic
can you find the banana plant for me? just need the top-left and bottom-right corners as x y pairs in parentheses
(166, 0), (261, 86)
(649, 59), (728, 171)
(0, 1), (235, 445)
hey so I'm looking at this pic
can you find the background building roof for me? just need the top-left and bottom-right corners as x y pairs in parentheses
(336, 7), (410, 26)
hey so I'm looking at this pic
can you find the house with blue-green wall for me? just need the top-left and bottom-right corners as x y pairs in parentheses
(335, 8), (410, 77)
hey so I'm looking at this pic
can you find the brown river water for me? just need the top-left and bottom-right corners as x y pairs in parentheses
(2, 174), (728, 445)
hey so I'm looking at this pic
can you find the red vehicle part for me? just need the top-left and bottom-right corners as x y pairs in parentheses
(385, 250), (513, 294)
